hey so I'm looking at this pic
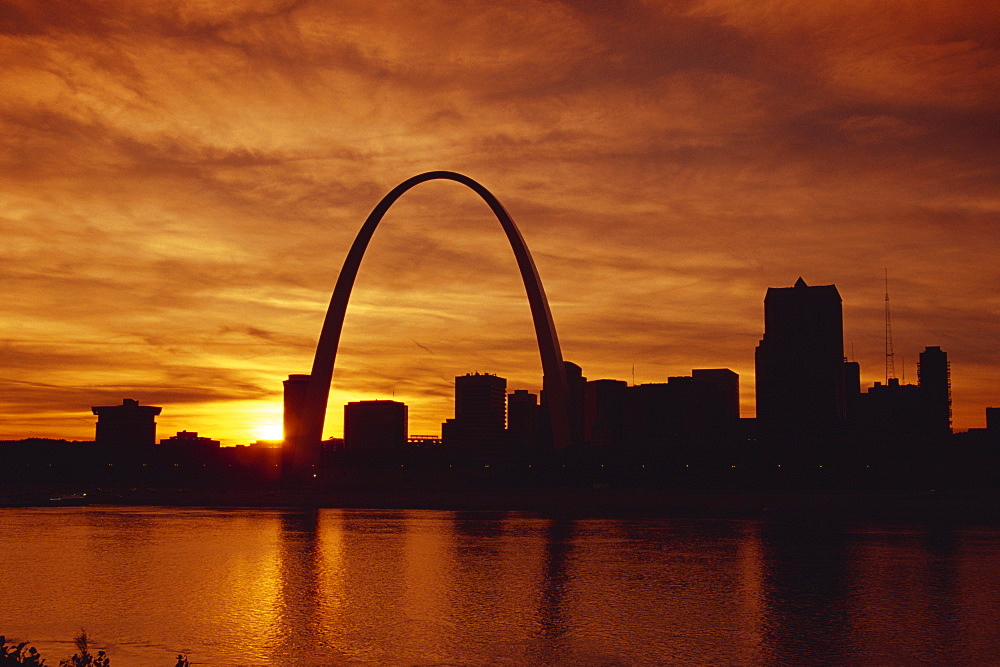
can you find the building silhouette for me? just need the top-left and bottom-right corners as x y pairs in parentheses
(987, 407), (1000, 433)
(691, 368), (741, 426)
(918, 345), (951, 436)
(584, 379), (628, 450)
(507, 389), (541, 453)
(282, 373), (312, 477)
(853, 378), (927, 455)
(442, 373), (507, 460)
(91, 398), (162, 448)
(159, 430), (221, 450)
(620, 370), (740, 461)
(755, 278), (847, 448)
(843, 360), (862, 423)
(344, 400), (408, 453)
(542, 361), (586, 448)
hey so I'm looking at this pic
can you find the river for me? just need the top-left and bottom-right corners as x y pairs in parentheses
(1, 506), (998, 665)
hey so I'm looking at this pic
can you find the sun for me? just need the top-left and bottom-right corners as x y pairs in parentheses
(252, 421), (284, 442)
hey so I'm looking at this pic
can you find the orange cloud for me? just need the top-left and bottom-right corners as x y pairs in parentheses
(1, 0), (997, 442)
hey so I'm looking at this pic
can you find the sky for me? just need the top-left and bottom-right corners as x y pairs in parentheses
(2, 0), (998, 444)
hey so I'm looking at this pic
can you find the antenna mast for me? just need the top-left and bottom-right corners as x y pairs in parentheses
(884, 269), (896, 383)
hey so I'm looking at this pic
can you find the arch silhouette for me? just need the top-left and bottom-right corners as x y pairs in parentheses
(286, 170), (571, 473)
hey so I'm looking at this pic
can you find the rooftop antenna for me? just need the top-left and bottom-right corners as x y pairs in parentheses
(884, 269), (896, 383)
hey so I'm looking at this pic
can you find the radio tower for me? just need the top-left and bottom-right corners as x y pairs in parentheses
(884, 269), (896, 383)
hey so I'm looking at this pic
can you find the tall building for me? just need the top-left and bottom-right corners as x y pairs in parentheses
(91, 398), (162, 448)
(918, 345), (951, 436)
(344, 400), (408, 453)
(755, 277), (847, 446)
(584, 379), (628, 449)
(442, 372), (507, 460)
(691, 369), (740, 425)
(619, 371), (741, 461)
(281, 373), (312, 476)
(853, 378), (927, 453)
(843, 360), (862, 422)
(542, 361), (587, 448)
(986, 407), (1000, 433)
(507, 389), (540, 452)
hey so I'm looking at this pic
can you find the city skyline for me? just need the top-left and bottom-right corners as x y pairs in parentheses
(2, 1), (998, 444)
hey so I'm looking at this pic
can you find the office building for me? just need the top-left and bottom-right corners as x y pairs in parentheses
(918, 345), (951, 436)
(91, 398), (163, 448)
(442, 372), (507, 459)
(584, 379), (628, 449)
(508, 389), (540, 452)
(344, 400), (408, 452)
(755, 277), (847, 446)
(159, 430), (221, 449)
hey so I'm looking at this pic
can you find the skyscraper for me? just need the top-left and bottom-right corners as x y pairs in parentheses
(584, 379), (627, 449)
(755, 277), (847, 447)
(281, 373), (312, 477)
(442, 372), (507, 460)
(542, 361), (587, 448)
(918, 345), (951, 436)
(507, 389), (540, 452)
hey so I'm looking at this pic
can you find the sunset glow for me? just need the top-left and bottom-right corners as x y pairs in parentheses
(2, 0), (997, 444)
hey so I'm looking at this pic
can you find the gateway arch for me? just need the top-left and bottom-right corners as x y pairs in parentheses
(284, 170), (572, 476)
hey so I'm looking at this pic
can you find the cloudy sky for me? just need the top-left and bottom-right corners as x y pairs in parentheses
(2, 0), (998, 444)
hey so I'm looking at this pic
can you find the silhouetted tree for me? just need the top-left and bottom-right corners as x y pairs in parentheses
(57, 631), (108, 667)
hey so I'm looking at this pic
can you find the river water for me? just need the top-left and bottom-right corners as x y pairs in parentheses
(1, 506), (998, 666)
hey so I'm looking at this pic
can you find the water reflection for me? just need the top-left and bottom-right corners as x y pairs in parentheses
(759, 518), (853, 664)
(923, 523), (960, 662)
(1, 508), (998, 666)
(537, 518), (575, 657)
(274, 510), (324, 663)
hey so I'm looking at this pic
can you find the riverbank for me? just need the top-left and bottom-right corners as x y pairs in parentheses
(2, 484), (998, 522)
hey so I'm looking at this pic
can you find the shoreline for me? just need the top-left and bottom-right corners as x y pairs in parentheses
(3, 484), (998, 522)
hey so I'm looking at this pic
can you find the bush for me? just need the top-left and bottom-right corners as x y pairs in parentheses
(1, 635), (45, 665)
(57, 631), (108, 667)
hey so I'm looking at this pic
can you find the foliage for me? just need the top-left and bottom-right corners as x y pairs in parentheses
(0, 636), (45, 665)
(57, 631), (108, 667)
(4, 632), (185, 666)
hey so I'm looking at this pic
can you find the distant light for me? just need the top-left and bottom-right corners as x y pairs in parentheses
(312, 474), (317, 478)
